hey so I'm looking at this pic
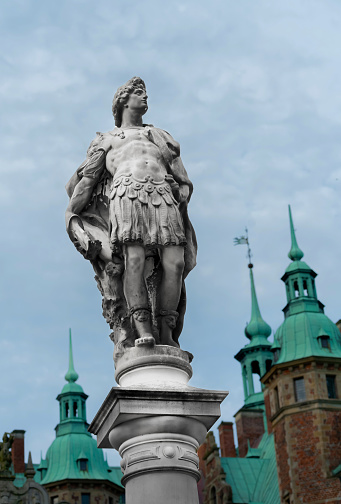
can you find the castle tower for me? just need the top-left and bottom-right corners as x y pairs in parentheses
(234, 262), (273, 457)
(40, 330), (124, 504)
(262, 206), (341, 504)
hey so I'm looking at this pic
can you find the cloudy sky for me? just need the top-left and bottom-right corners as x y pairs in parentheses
(2, 0), (341, 467)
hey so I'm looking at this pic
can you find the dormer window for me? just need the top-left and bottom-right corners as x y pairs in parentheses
(79, 459), (88, 471)
(77, 452), (89, 472)
(318, 335), (331, 350)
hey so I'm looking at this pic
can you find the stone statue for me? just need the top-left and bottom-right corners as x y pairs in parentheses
(0, 433), (13, 473)
(66, 77), (196, 360)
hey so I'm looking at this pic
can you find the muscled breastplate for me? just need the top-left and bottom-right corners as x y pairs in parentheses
(106, 128), (168, 181)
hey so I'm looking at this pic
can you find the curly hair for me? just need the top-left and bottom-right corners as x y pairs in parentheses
(112, 77), (146, 127)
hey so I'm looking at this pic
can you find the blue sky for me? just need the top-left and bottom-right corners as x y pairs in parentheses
(2, 0), (341, 467)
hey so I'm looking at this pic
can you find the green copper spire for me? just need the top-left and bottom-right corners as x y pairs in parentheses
(235, 260), (273, 409)
(65, 329), (79, 383)
(273, 207), (341, 365)
(41, 334), (123, 491)
(245, 265), (271, 340)
(288, 205), (304, 261)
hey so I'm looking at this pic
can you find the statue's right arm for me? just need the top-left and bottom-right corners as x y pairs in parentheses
(65, 141), (107, 237)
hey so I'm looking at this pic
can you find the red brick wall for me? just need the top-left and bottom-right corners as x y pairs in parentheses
(274, 410), (341, 503)
(235, 409), (264, 458)
(263, 391), (273, 434)
(218, 422), (236, 458)
(273, 420), (291, 498)
(11, 430), (25, 474)
(197, 440), (208, 478)
(325, 410), (341, 475)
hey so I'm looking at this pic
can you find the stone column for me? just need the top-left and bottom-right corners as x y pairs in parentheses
(89, 344), (227, 504)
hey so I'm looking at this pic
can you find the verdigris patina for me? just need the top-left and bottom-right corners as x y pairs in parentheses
(66, 77), (196, 360)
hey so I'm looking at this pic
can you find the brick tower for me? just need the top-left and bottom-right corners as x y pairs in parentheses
(262, 206), (341, 504)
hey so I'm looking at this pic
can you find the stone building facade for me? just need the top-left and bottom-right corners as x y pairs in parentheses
(199, 207), (341, 504)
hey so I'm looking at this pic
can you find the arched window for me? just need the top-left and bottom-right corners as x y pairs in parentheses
(293, 280), (299, 298)
(251, 361), (260, 375)
(210, 486), (217, 504)
(266, 359), (272, 372)
(251, 361), (262, 393)
(73, 401), (78, 417)
(303, 278), (309, 296)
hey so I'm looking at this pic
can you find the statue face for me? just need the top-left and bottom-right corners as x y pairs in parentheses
(105, 261), (123, 277)
(126, 87), (148, 115)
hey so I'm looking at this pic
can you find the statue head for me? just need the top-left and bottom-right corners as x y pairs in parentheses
(105, 261), (124, 278)
(112, 77), (147, 127)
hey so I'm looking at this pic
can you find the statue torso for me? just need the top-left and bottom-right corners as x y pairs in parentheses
(103, 127), (168, 182)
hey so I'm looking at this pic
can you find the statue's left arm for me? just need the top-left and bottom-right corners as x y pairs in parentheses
(152, 128), (193, 204)
(154, 128), (197, 275)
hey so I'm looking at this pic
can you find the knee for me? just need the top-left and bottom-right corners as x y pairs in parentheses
(164, 255), (185, 276)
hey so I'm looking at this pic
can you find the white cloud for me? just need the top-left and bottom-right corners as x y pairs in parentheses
(2, 0), (341, 468)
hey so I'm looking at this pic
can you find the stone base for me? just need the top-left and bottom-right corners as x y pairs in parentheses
(90, 343), (228, 504)
(114, 344), (193, 387)
(89, 384), (228, 504)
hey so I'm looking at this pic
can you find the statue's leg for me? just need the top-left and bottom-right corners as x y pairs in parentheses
(123, 244), (154, 341)
(159, 246), (185, 346)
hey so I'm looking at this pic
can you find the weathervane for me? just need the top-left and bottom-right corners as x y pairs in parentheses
(234, 227), (253, 268)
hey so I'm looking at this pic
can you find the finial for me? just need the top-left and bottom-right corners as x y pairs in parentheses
(245, 267), (271, 339)
(288, 205), (304, 261)
(25, 451), (36, 480)
(65, 329), (79, 383)
(235, 229), (271, 339)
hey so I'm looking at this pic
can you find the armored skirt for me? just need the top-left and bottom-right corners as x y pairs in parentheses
(109, 174), (187, 249)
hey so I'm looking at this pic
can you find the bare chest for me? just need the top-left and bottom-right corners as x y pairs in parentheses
(105, 129), (166, 179)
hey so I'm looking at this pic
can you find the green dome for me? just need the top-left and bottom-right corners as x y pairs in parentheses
(61, 382), (84, 394)
(245, 320), (272, 341)
(284, 260), (312, 275)
(41, 331), (123, 490)
(41, 432), (120, 486)
(274, 310), (341, 364)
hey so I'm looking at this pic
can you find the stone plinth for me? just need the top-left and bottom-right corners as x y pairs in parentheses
(89, 346), (228, 504)
(114, 344), (193, 387)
